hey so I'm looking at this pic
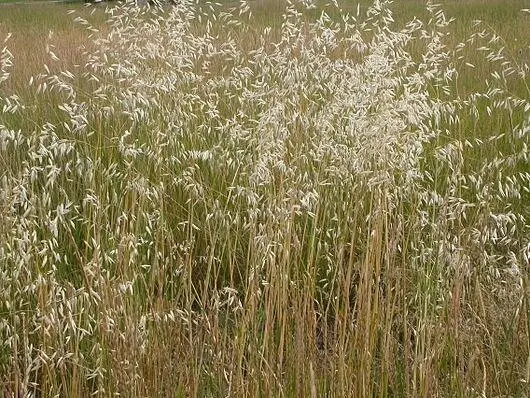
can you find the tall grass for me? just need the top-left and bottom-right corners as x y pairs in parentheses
(0, 0), (529, 396)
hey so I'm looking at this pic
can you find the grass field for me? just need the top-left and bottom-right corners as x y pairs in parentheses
(0, 0), (529, 396)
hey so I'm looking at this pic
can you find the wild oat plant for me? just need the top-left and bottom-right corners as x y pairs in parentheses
(0, 0), (528, 396)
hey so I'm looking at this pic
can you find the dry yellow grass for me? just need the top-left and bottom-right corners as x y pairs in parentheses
(0, 1), (528, 397)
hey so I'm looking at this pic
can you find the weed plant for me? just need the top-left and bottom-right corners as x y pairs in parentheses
(0, 0), (528, 396)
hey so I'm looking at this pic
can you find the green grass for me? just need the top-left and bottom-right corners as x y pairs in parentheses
(0, 0), (80, 3)
(0, 0), (529, 396)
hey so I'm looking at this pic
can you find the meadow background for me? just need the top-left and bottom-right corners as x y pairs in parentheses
(0, 0), (529, 396)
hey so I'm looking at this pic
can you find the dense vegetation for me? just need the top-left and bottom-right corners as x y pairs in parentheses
(1, 1), (529, 396)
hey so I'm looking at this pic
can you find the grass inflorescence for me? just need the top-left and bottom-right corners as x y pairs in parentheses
(0, 0), (529, 396)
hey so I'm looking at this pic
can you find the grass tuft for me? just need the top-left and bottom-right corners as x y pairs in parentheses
(0, 0), (529, 396)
